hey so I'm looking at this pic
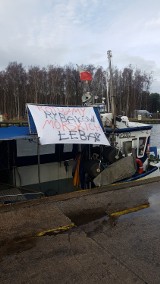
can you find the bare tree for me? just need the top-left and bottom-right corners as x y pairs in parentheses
(0, 61), (154, 120)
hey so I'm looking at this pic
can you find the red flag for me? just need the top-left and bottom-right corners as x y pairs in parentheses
(80, 70), (92, 81)
(77, 65), (92, 81)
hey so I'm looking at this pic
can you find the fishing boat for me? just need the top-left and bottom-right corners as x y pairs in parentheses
(0, 102), (160, 203)
(1, 52), (160, 203)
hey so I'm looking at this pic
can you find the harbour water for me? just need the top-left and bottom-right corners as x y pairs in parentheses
(150, 124), (160, 148)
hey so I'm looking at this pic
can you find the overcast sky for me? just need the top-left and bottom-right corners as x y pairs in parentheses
(0, 0), (160, 92)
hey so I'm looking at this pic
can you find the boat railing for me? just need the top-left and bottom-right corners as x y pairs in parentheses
(0, 121), (28, 127)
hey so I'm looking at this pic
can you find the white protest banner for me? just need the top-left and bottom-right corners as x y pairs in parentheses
(27, 104), (110, 146)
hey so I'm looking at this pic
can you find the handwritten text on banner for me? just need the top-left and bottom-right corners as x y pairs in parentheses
(27, 104), (110, 146)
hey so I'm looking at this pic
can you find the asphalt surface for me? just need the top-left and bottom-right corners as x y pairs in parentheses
(1, 178), (160, 283)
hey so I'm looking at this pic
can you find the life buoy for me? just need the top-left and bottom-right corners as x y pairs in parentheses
(136, 158), (143, 174)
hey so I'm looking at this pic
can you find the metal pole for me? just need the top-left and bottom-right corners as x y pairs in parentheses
(37, 137), (41, 190)
(107, 50), (116, 129)
(105, 71), (110, 112)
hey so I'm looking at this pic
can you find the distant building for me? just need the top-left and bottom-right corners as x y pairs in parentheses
(134, 110), (152, 118)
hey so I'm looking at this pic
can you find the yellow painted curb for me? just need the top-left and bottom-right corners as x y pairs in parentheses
(36, 223), (75, 237)
(110, 203), (149, 218)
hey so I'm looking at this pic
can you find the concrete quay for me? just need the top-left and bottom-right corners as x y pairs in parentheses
(1, 177), (160, 283)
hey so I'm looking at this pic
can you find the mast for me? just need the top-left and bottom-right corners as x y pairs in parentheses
(105, 71), (110, 112)
(107, 50), (116, 129)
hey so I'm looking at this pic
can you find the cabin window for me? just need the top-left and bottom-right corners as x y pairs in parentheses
(123, 141), (132, 155)
(138, 137), (146, 156)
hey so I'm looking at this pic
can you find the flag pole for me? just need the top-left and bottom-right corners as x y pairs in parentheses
(107, 50), (116, 129)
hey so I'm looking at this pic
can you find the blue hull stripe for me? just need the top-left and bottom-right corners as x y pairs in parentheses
(105, 125), (152, 133)
(123, 166), (158, 182)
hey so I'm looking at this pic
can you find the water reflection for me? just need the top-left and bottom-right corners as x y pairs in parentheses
(109, 192), (160, 226)
(108, 202), (150, 226)
(149, 192), (160, 213)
